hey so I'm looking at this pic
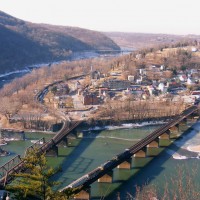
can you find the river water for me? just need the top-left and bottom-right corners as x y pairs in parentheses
(1, 121), (200, 199)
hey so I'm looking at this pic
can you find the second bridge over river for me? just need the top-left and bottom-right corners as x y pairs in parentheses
(60, 105), (199, 200)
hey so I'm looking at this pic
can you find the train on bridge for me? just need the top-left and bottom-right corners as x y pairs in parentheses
(60, 105), (199, 195)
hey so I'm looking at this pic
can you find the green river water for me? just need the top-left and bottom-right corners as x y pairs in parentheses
(1, 122), (200, 200)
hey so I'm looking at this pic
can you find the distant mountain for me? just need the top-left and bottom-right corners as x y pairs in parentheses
(104, 32), (200, 50)
(0, 11), (120, 74)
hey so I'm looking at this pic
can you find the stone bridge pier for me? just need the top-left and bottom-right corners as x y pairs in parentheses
(186, 113), (199, 124)
(178, 118), (188, 132)
(159, 131), (170, 140)
(117, 158), (132, 169)
(58, 137), (69, 147)
(159, 130), (171, 147)
(46, 145), (58, 157)
(134, 147), (147, 158)
(98, 170), (113, 183)
(58, 129), (78, 147)
(146, 138), (160, 156)
(147, 138), (159, 148)
(74, 187), (91, 200)
(169, 124), (180, 138)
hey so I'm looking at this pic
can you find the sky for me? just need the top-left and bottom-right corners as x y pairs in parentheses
(0, 0), (199, 35)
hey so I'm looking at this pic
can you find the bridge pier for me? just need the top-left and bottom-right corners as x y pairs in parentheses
(98, 170), (113, 183)
(159, 131), (170, 140)
(178, 118), (188, 132)
(147, 139), (159, 148)
(117, 158), (132, 169)
(134, 148), (146, 158)
(146, 138), (160, 156)
(186, 114), (199, 124)
(46, 145), (58, 157)
(159, 131), (171, 146)
(69, 129), (78, 138)
(58, 137), (69, 147)
(74, 187), (91, 200)
(169, 125), (180, 138)
(77, 131), (83, 138)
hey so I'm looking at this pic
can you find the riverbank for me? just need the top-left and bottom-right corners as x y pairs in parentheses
(82, 120), (168, 132)
(83, 116), (173, 129)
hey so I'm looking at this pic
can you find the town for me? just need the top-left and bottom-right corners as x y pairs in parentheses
(0, 44), (200, 132)
(41, 46), (200, 124)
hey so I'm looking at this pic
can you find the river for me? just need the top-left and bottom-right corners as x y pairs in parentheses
(0, 50), (130, 89)
(1, 121), (200, 199)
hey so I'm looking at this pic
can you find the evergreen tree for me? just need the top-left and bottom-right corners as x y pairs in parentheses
(6, 148), (68, 200)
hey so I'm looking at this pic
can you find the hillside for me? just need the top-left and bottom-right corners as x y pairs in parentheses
(104, 32), (200, 50)
(0, 11), (120, 74)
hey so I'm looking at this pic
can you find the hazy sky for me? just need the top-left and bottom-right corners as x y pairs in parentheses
(0, 0), (199, 35)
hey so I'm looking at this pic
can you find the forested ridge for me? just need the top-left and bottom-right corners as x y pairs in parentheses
(0, 11), (120, 74)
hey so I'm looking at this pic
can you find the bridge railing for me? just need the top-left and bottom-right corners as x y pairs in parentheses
(0, 155), (23, 186)
(0, 155), (22, 179)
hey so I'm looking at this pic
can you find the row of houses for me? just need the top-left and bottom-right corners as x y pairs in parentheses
(51, 66), (200, 108)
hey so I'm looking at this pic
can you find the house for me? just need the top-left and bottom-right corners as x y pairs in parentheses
(82, 93), (99, 105)
(190, 69), (198, 74)
(179, 95), (197, 104)
(158, 82), (168, 93)
(110, 72), (119, 76)
(99, 88), (108, 96)
(191, 90), (200, 95)
(139, 69), (146, 75)
(136, 76), (143, 84)
(147, 85), (155, 96)
(102, 79), (130, 90)
(191, 91), (200, 101)
(187, 78), (195, 85)
(56, 83), (70, 95)
(191, 47), (197, 52)
(91, 70), (101, 80)
(160, 65), (165, 71)
(128, 75), (134, 82)
(136, 54), (142, 59)
(179, 74), (187, 82)
(75, 81), (82, 90)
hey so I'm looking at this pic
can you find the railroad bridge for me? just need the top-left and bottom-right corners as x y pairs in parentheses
(60, 106), (199, 200)
(0, 120), (82, 188)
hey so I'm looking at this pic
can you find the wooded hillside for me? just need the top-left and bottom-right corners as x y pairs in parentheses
(0, 11), (120, 74)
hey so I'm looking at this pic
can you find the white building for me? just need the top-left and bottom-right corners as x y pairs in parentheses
(187, 78), (195, 85)
(179, 75), (187, 82)
(158, 83), (167, 93)
(128, 75), (134, 82)
(160, 65), (165, 71)
(191, 47), (197, 52)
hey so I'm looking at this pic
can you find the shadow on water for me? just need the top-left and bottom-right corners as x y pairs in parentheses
(47, 120), (199, 199)
(104, 123), (199, 200)
(50, 129), (105, 188)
